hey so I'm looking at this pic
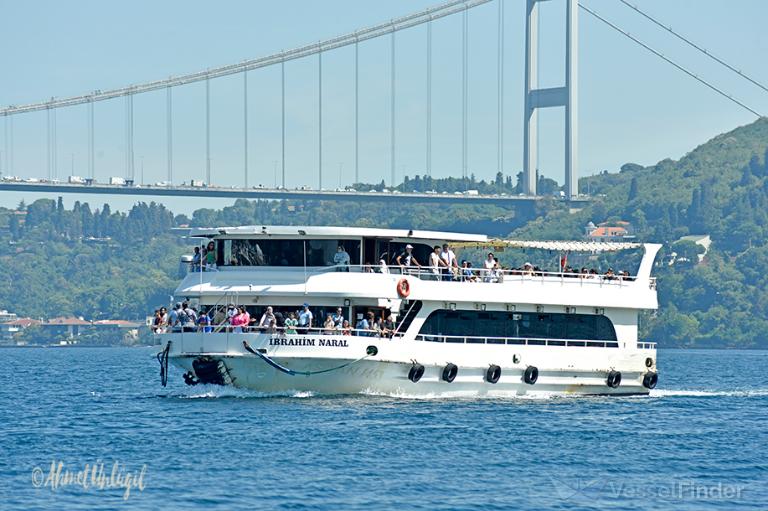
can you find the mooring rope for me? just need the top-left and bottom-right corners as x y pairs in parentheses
(156, 341), (171, 387)
(242, 340), (378, 377)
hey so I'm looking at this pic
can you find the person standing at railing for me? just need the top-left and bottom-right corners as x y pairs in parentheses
(429, 246), (443, 281)
(331, 307), (345, 328)
(440, 243), (458, 281)
(258, 306), (277, 333)
(396, 244), (422, 274)
(323, 314), (336, 334)
(333, 245), (350, 272)
(191, 247), (202, 272)
(197, 307), (212, 333)
(203, 241), (216, 271)
(298, 303), (313, 334)
(355, 313), (369, 336)
(483, 253), (495, 282)
(285, 312), (298, 335)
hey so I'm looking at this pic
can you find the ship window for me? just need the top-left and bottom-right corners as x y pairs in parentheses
(217, 239), (360, 267)
(418, 310), (617, 341)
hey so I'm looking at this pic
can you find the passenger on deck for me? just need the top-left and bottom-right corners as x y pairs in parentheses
(355, 313), (369, 336)
(378, 254), (390, 274)
(461, 261), (477, 282)
(169, 303), (182, 331)
(191, 247), (202, 272)
(522, 262), (534, 276)
(440, 243), (458, 281)
(396, 244), (422, 272)
(332, 307), (345, 327)
(203, 241), (217, 271)
(381, 313), (395, 338)
(604, 268), (616, 281)
(324, 314), (336, 334)
(429, 246), (443, 280)
(483, 253), (495, 282)
(284, 312), (298, 335)
(152, 309), (164, 333)
(367, 311), (380, 337)
(334, 245), (351, 272)
(259, 306), (277, 333)
(341, 320), (352, 335)
(197, 307), (212, 333)
(298, 303), (313, 334)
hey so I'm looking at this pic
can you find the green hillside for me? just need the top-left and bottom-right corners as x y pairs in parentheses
(3, 118), (768, 347)
(513, 117), (768, 347)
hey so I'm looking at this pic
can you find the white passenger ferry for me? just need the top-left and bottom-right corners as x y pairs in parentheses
(155, 226), (660, 397)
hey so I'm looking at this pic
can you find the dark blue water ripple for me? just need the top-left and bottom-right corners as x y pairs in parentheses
(0, 347), (766, 510)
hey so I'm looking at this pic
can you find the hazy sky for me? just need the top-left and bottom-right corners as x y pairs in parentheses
(2, 0), (767, 213)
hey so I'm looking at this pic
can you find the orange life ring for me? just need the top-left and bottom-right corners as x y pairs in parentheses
(396, 278), (411, 298)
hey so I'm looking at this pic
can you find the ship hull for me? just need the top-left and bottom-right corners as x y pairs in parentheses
(160, 332), (657, 397)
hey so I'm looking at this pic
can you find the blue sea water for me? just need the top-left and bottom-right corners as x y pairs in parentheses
(1, 348), (767, 510)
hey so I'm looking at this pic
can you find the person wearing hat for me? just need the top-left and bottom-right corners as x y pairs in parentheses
(298, 303), (313, 334)
(522, 262), (534, 276)
(396, 244), (422, 273)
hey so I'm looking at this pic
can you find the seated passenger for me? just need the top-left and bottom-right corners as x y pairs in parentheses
(604, 268), (616, 280)
(378, 255), (390, 274)
(381, 313), (396, 338)
(461, 261), (477, 282)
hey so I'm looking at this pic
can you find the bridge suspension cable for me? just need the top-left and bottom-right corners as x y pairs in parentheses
(0, 0), (491, 117)
(580, 3), (763, 118)
(617, 0), (768, 96)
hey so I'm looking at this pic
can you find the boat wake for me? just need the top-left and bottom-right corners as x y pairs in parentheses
(649, 388), (768, 398)
(162, 385), (315, 399)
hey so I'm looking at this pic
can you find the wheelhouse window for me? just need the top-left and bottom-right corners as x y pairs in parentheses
(217, 239), (360, 267)
(419, 310), (617, 341)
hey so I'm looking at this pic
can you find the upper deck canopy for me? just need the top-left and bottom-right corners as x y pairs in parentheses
(187, 225), (643, 252)
(188, 225), (488, 243)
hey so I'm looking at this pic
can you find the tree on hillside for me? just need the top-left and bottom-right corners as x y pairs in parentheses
(628, 177), (639, 201)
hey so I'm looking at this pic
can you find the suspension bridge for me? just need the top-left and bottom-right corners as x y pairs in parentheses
(0, 0), (764, 207)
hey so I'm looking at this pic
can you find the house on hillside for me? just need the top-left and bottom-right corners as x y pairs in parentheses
(0, 317), (41, 345)
(584, 221), (636, 242)
(41, 316), (92, 343)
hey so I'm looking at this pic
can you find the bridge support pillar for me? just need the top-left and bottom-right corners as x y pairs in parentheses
(523, 0), (578, 198)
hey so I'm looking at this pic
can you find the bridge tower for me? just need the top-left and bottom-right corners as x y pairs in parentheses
(523, 0), (578, 198)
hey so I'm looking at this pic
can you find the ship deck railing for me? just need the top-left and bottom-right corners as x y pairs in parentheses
(415, 333), (657, 350)
(185, 263), (656, 289)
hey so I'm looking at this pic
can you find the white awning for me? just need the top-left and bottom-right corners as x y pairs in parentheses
(453, 239), (642, 252)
